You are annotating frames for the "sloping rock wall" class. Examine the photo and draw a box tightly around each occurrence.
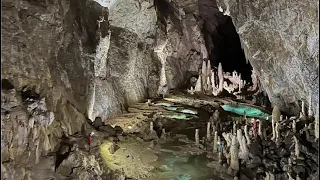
[216,0,319,114]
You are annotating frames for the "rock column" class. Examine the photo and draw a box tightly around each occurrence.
[195,129,199,145]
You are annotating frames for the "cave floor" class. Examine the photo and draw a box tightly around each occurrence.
[95,93,270,179]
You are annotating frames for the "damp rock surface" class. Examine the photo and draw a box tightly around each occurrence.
[216,0,319,114]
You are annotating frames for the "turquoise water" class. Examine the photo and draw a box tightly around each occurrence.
[147,152,220,180]
[221,105,271,120]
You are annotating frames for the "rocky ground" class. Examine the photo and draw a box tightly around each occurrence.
[2,91,319,180]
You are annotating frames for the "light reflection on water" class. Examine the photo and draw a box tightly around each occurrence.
[146,151,221,180]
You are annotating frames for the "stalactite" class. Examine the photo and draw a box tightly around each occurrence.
[207,122,211,142]
[195,129,199,145]
[244,125,251,145]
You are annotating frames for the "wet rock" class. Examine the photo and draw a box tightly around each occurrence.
[99,125,116,136]
[293,165,306,175]
[114,126,123,134]
[246,156,261,169]
[108,142,118,154]
[93,117,103,128]
[248,139,263,156]
[274,147,288,158]
[58,144,70,155]
[216,0,319,114]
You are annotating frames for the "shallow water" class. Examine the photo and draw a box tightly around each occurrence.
[147,151,221,180]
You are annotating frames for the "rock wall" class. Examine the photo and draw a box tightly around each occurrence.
[89,0,159,121]
[153,0,205,90]
[1,0,159,178]
[1,0,107,178]
[216,0,319,114]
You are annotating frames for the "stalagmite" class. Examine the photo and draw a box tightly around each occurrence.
[201,61,207,90]
[296,175,301,180]
[294,136,300,158]
[299,112,303,118]
[222,132,232,147]
[272,105,281,123]
[308,92,313,117]
[230,135,239,171]
[292,119,296,133]
[233,123,237,135]
[315,103,319,139]
[275,122,280,142]
[237,129,248,161]
[213,131,218,153]
[218,63,224,93]
[265,172,275,180]
[194,76,202,92]
[206,60,212,80]
[244,125,251,145]
[150,121,154,132]
[195,129,200,145]
[206,122,211,142]
[217,136,223,163]
[258,120,263,138]
[161,128,166,140]
[287,173,294,180]
[187,86,195,94]
[302,101,306,117]
[271,118,276,141]
[243,111,247,123]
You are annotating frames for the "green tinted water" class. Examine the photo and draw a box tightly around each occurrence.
[221,105,271,120]
[147,152,220,180]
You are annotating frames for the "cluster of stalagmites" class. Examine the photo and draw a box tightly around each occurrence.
[187,60,262,97]
[194,101,319,179]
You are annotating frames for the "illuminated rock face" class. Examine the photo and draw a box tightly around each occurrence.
[216,0,319,114]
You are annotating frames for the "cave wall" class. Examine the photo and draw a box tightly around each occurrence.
[1,0,108,178]
[1,0,159,178]
[216,0,319,114]
[154,0,205,89]
[88,0,159,121]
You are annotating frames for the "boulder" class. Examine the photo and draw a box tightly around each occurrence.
[99,125,117,136]
[93,117,103,128]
